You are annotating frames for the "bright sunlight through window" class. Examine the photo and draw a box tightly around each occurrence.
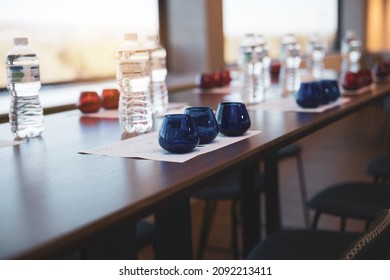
[0,0,159,87]
[223,0,338,64]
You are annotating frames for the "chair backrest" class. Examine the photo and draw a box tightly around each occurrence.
[342,209,390,259]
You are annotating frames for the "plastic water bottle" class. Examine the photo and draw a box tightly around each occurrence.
[254,34,271,91]
[6,37,44,139]
[341,30,356,60]
[284,42,302,92]
[280,33,297,63]
[143,35,168,115]
[311,40,325,79]
[341,31,361,73]
[346,39,361,73]
[306,34,325,79]
[238,33,263,104]
[116,33,152,134]
[238,33,255,67]
[279,33,297,90]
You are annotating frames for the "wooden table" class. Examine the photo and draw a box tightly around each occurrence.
[1,83,390,259]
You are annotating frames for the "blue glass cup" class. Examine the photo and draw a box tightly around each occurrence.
[317,80,332,104]
[158,114,200,153]
[216,102,251,136]
[323,79,340,102]
[295,82,321,108]
[184,107,219,144]
[317,79,340,103]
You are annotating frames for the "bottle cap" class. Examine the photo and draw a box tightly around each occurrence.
[282,33,296,44]
[14,37,28,45]
[124,33,137,41]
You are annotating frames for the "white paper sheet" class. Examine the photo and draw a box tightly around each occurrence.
[78,102,189,119]
[79,130,262,163]
[0,140,24,148]
[247,97,351,113]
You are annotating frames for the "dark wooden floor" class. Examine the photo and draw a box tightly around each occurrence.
[139,97,390,259]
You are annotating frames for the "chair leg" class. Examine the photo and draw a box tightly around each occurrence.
[296,154,310,228]
[196,200,218,260]
[231,198,240,259]
[311,211,321,229]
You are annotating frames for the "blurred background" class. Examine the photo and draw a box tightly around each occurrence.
[0,0,388,88]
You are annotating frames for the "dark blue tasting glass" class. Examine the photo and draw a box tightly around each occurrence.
[184,107,219,144]
[295,82,321,108]
[215,102,251,136]
[317,79,341,104]
[325,79,341,101]
[317,80,332,104]
[158,114,200,154]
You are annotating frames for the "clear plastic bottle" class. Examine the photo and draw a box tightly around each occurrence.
[341,30,356,59]
[346,39,361,73]
[144,35,168,115]
[284,42,302,92]
[116,33,152,134]
[312,42,325,79]
[254,34,271,91]
[306,34,319,71]
[238,33,263,104]
[279,33,297,89]
[308,35,325,79]
[238,33,256,67]
[6,37,44,139]
[340,31,361,82]
[280,33,297,63]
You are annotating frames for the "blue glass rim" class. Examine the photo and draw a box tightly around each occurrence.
[318,79,338,83]
[299,82,315,86]
[218,102,245,106]
[185,106,213,111]
[163,113,192,119]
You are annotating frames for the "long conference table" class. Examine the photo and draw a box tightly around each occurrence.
[1,81,390,260]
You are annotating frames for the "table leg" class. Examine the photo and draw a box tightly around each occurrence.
[264,152,281,235]
[240,162,261,258]
[154,198,193,259]
[83,222,137,259]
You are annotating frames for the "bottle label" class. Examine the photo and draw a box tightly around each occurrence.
[243,52,252,64]
[118,61,149,78]
[7,65,40,83]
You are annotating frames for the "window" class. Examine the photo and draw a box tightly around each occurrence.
[223,0,338,64]
[366,0,390,52]
[0,0,159,88]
